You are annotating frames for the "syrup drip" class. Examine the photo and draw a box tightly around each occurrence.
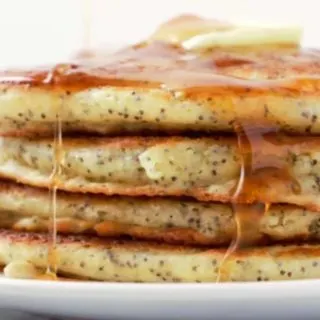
[46,103,63,280]
[43,0,90,281]
[82,0,92,50]
[77,0,93,59]
[216,123,302,282]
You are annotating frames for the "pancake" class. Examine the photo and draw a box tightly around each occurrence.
[0,182,320,246]
[0,135,320,208]
[0,16,319,137]
[0,230,320,282]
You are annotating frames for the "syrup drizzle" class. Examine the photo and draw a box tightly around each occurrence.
[82,0,92,50]
[44,1,91,281]
[77,0,93,59]
[42,64,64,279]
[46,106,63,279]
[217,122,302,281]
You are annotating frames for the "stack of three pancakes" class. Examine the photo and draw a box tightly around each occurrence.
[0,15,319,282]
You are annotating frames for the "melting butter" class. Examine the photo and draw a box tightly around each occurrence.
[183,25,303,50]
[151,15,232,44]
[150,15,303,50]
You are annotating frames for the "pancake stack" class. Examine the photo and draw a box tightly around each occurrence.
[0,15,320,282]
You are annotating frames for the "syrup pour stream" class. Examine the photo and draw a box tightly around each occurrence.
[25,66,64,280]
[46,108,62,279]
[82,0,92,51]
[44,0,93,280]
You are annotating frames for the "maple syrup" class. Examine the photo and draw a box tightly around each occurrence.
[75,0,94,59]
[216,121,302,281]
[46,108,62,279]
[43,65,64,279]
[44,0,93,280]
[44,0,91,281]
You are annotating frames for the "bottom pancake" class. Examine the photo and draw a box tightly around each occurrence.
[0,229,320,282]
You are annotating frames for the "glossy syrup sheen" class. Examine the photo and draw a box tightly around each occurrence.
[217,122,301,281]
[1,41,320,94]
[46,120,62,279]
[0,13,316,282]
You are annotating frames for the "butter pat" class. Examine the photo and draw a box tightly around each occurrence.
[183,25,303,50]
[150,14,232,44]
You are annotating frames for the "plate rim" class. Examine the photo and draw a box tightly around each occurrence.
[0,277,320,300]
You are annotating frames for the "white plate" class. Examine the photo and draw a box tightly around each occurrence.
[0,278,320,319]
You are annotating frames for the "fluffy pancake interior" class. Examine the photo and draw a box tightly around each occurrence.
[1,136,320,208]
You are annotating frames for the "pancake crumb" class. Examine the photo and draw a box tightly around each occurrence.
[4,260,40,279]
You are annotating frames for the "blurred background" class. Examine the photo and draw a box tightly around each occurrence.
[0,0,318,67]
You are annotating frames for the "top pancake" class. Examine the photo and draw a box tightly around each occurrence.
[0,15,320,137]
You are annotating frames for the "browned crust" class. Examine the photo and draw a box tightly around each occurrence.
[0,179,306,212]
[0,176,221,202]
[0,182,229,246]
[1,229,320,258]
[12,223,221,247]
[30,135,235,148]
[0,169,315,208]
[3,180,320,246]
[0,172,243,203]
[4,133,320,156]
[0,229,201,252]
[3,229,320,282]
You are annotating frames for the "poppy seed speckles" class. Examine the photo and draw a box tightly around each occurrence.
[309,218,320,238]
[0,56,319,137]
[3,134,320,211]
